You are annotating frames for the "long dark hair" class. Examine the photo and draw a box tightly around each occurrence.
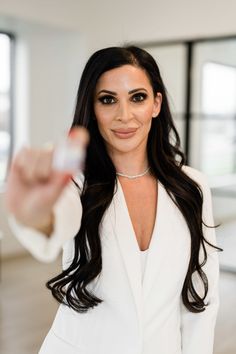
[47,46,222,313]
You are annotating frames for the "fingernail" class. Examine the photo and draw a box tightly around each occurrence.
[68,129,78,138]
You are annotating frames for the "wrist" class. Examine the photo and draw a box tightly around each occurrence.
[34,212,55,237]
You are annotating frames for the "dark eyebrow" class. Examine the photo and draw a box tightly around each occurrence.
[97,90,117,95]
[97,88,148,95]
[129,88,148,94]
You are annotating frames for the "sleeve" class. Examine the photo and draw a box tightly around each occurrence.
[7,174,83,263]
[180,166,220,354]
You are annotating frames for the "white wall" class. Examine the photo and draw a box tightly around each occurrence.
[143,44,187,148]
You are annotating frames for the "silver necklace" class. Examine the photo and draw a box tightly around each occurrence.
[116,166,150,179]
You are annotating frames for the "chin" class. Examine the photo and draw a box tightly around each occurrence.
[113,141,146,155]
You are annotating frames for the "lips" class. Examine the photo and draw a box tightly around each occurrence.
[112,128,138,133]
[112,128,138,139]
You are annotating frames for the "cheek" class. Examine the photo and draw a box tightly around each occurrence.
[95,109,110,130]
[94,105,114,124]
[137,105,155,124]
[94,109,113,142]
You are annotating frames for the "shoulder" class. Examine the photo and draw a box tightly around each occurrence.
[181,165,213,204]
[181,164,209,188]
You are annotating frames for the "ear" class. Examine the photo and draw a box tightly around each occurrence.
[152,92,162,118]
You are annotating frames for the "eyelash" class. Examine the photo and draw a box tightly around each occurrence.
[98,93,148,105]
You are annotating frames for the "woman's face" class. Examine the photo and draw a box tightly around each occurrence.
[93,64,162,156]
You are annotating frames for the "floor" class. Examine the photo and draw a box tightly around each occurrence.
[0,255,60,354]
[1,254,236,354]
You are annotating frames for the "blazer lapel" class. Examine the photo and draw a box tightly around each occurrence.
[142,180,191,301]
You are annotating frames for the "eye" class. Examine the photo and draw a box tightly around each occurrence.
[98,95,116,104]
[132,92,148,102]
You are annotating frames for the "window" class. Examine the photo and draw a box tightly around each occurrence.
[201,62,236,175]
[0,33,12,184]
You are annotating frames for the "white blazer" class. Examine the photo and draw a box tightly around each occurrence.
[8,165,220,354]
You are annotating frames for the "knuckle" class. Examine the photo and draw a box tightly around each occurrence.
[35,150,53,180]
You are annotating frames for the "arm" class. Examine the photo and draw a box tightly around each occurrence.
[180,167,220,354]
[7,177,83,263]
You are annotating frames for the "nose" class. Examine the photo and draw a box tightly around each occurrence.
[116,100,134,122]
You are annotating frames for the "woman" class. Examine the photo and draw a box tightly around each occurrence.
[6,46,221,354]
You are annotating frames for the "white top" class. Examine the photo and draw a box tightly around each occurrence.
[140,249,149,283]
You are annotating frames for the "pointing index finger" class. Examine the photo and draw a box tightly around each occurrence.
[68,127,90,147]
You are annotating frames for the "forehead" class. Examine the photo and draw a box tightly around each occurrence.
[95,64,152,92]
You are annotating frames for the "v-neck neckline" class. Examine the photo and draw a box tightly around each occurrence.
[116,177,160,253]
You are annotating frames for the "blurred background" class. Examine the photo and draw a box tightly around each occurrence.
[0,1,235,353]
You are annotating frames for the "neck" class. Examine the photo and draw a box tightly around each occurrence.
[107,145,149,176]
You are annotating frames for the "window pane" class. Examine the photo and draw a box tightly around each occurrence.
[0,34,10,93]
[191,40,236,177]
[201,62,236,175]
[0,33,11,183]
